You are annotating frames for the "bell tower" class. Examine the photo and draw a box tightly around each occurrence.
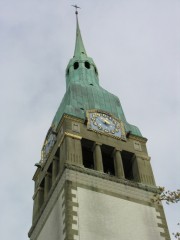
[28,9,170,240]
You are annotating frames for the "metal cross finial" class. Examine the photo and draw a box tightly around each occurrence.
[72,4,81,15]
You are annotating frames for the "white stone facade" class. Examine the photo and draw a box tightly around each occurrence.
[37,190,65,240]
[77,187,165,240]
[31,168,167,240]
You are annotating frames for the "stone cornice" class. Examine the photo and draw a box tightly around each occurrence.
[64,164,158,194]
[128,134,147,143]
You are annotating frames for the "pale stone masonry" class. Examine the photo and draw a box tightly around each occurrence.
[29,166,170,240]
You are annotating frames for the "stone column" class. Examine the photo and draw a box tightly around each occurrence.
[59,139,65,174]
[66,136,74,163]
[113,150,125,178]
[37,187,44,208]
[32,194,38,223]
[44,173,52,200]
[65,135,83,166]
[132,155,140,182]
[93,143,104,172]
[136,155,155,185]
[33,186,44,221]
[74,138,83,165]
[52,156,58,184]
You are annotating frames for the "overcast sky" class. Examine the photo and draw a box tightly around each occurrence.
[0,0,179,239]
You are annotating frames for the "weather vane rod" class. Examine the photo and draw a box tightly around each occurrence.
[71,4,81,15]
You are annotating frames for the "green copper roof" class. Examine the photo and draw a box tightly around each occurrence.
[74,16,87,57]
[52,15,142,137]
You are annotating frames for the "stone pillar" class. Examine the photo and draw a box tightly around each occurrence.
[66,136,74,163]
[32,194,38,223]
[37,187,44,208]
[113,150,125,178]
[136,155,156,185]
[65,135,83,166]
[44,173,52,200]
[93,143,104,172]
[33,186,44,222]
[59,139,65,174]
[146,160,156,185]
[132,155,140,182]
[74,138,83,165]
[52,156,58,183]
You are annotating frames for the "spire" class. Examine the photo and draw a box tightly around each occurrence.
[72,5,87,57]
[52,6,142,137]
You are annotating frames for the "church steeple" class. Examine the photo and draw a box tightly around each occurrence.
[73,11,87,57]
[29,9,170,240]
[52,10,142,137]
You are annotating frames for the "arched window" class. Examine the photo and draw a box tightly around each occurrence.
[85,61,90,69]
[73,62,79,70]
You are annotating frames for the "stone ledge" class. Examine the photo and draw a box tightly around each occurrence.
[64,163,159,194]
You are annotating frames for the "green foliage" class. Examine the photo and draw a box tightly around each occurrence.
[172,225,180,240]
[153,187,180,240]
[158,187,180,204]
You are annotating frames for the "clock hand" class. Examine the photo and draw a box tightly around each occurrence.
[103,119,110,125]
[99,116,111,125]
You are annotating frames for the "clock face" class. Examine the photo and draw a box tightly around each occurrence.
[42,131,57,162]
[88,112,124,139]
[44,133,56,155]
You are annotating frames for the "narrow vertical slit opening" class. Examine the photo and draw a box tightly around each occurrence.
[82,138,94,170]
[121,151,136,181]
[101,145,115,176]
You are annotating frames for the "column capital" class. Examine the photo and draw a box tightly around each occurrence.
[136,153,151,161]
[92,142,102,151]
[45,172,52,177]
[33,186,44,200]
[53,156,59,161]
[65,132,82,140]
[112,148,121,156]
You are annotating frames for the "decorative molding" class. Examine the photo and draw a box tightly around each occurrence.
[64,132,82,140]
[72,122,80,133]
[133,140,142,151]
[29,170,66,239]
[63,182,79,240]
[129,134,147,143]
[64,164,158,194]
[56,114,84,133]
[136,154,151,161]
[32,187,43,200]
